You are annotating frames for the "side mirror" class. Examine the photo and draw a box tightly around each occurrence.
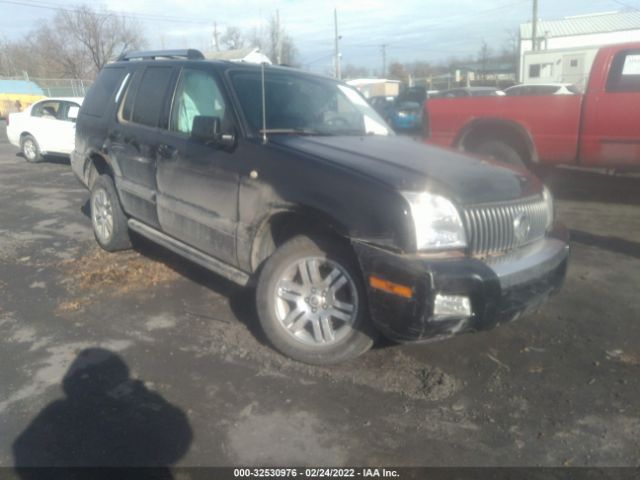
[68,106,79,121]
[191,116,235,148]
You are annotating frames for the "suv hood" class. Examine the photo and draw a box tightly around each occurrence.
[270,135,542,206]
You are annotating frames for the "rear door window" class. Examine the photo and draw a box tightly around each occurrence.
[129,66,175,128]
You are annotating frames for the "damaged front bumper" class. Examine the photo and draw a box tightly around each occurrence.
[353,223,570,342]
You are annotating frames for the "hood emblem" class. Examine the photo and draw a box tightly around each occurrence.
[513,212,531,244]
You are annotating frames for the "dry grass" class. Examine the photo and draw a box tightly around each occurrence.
[56,246,179,314]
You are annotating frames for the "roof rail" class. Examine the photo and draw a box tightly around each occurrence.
[117,49,205,61]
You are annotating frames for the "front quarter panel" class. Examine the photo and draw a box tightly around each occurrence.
[236,138,415,271]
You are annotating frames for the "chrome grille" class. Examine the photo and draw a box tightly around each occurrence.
[463,196,548,256]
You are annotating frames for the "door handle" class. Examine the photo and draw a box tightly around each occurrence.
[157,144,178,159]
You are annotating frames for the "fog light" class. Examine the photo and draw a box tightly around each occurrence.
[433,294,472,321]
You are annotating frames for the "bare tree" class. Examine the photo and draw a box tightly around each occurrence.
[342,64,370,79]
[245,15,297,65]
[221,26,245,50]
[58,5,145,76]
[0,4,145,79]
[388,61,409,83]
[477,41,492,81]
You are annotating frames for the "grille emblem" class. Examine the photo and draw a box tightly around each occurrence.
[513,212,531,243]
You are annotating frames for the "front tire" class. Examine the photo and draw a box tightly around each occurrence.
[90,175,131,252]
[21,135,42,163]
[256,235,376,365]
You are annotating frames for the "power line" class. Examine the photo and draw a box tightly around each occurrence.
[0,0,213,24]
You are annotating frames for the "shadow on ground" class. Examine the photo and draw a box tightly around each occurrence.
[570,230,640,259]
[15,152,71,166]
[12,348,192,477]
[546,168,640,205]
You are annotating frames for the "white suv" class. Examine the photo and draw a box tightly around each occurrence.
[7,97,83,163]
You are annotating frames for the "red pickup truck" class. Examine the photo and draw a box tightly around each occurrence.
[427,43,640,170]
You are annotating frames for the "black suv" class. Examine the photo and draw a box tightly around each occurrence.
[71,49,569,365]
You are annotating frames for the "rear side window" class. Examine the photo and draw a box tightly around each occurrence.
[82,67,126,117]
[130,66,174,128]
[606,50,640,93]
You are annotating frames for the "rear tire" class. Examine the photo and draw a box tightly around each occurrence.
[256,234,376,365]
[90,174,131,252]
[21,135,42,163]
[476,140,525,169]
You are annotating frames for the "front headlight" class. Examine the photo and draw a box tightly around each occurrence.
[402,192,467,251]
[542,186,554,230]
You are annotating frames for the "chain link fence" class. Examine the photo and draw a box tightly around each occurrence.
[0,76,93,97]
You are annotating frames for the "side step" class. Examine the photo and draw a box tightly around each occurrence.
[128,219,250,286]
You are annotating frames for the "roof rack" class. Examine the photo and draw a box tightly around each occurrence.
[117,49,205,61]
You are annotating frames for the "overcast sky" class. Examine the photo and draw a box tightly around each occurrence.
[1,0,639,74]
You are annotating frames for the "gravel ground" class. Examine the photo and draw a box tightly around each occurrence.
[0,121,638,467]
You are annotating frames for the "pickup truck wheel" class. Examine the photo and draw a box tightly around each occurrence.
[90,175,131,251]
[256,235,376,365]
[21,135,42,163]
[476,141,525,169]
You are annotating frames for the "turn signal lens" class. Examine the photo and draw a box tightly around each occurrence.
[369,276,413,299]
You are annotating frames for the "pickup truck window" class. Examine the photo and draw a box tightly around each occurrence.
[606,49,640,93]
[229,70,389,136]
[170,68,226,135]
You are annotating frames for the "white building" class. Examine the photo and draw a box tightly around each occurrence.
[519,11,640,85]
[345,79,401,98]
[204,47,272,65]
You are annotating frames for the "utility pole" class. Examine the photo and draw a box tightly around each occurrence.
[531,0,538,51]
[334,8,341,79]
[213,21,220,51]
[276,10,283,64]
[381,44,388,78]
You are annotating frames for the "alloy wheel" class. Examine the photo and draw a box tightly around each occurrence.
[91,188,114,243]
[23,139,36,161]
[273,256,358,346]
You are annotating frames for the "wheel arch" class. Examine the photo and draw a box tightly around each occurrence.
[249,207,353,273]
[455,118,539,166]
[84,151,120,188]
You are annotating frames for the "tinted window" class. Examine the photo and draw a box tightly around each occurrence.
[606,50,640,93]
[130,66,174,128]
[533,85,562,95]
[170,68,226,135]
[82,67,126,117]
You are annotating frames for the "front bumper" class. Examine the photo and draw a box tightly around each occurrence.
[353,223,569,342]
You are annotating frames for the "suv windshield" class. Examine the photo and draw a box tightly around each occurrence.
[230,69,391,136]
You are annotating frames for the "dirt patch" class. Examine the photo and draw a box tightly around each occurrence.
[606,349,640,366]
[185,313,462,402]
[56,246,179,314]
